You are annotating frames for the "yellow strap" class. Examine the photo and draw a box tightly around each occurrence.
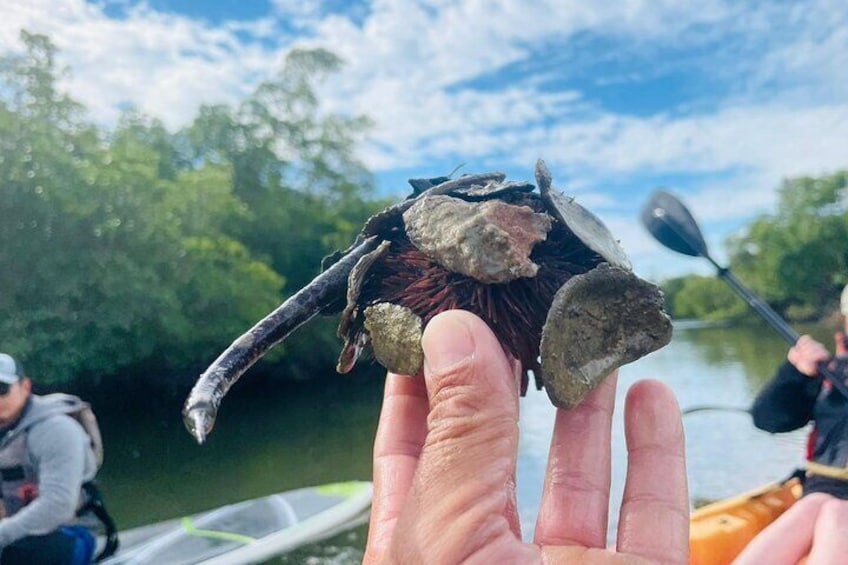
[806,461,848,481]
[180,517,256,545]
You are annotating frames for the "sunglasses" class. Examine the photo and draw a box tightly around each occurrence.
[0,382,15,396]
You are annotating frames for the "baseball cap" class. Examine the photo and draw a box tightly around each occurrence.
[0,354,24,385]
[842,284,848,316]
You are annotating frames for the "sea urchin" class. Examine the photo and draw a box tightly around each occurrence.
[183,160,672,444]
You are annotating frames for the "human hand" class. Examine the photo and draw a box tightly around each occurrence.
[788,335,832,377]
[364,310,688,564]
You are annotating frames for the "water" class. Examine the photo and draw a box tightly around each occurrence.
[90,318,834,562]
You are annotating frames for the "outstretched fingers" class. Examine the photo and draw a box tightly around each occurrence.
[616,379,689,565]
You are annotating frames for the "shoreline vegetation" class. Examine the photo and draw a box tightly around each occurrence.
[672,304,845,332]
[2,30,846,397]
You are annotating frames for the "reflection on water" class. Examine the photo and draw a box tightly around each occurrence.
[93,317,833,562]
[95,369,382,531]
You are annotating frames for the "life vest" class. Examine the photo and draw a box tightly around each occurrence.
[0,394,118,560]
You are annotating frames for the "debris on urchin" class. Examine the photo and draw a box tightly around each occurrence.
[334,160,672,406]
[540,263,670,407]
[363,303,423,377]
[403,195,553,284]
[183,159,673,443]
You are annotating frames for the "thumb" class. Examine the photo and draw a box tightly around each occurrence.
[420,310,520,484]
[391,310,522,561]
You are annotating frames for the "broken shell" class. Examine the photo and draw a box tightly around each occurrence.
[339,240,391,337]
[363,303,424,376]
[361,172,507,238]
[539,263,672,408]
[452,180,536,200]
[403,195,552,284]
[536,160,631,270]
[336,240,391,372]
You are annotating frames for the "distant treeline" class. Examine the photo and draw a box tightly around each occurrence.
[0,31,390,387]
[659,172,848,322]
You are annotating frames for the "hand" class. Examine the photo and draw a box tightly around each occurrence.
[788,335,831,377]
[364,310,688,564]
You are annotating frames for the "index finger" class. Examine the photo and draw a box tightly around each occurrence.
[363,372,429,564]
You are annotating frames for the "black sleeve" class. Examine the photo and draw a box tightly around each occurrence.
[750,361,822,433]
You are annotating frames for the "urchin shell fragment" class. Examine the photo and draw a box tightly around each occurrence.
[535,160,631,270]
[539,263,672,408]
[452,180,536,200]
[336,240,391,372]
[339,240,391,337]
[403,194,553,284]
[363,303,424,376]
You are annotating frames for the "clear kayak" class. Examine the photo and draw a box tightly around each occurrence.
[100,481,372,565]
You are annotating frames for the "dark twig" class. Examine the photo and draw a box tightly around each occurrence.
[182,236,381,443]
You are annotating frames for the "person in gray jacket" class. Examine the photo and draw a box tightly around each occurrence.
[0,353,99,564]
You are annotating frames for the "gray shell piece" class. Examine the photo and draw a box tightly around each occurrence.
[336,240,391,373]
[539,263,672,408]
[361,172,507,238]
[451,180,536,199]
[402,195,553,284]
[364,303,424,376]
[535,160,631,270]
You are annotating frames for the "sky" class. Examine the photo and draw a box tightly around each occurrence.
[3,0,847,281]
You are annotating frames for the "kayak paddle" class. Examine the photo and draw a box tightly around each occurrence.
[640,189,848,400]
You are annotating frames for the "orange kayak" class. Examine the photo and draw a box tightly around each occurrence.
[689,477,802,565]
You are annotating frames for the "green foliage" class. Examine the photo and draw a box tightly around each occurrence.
[0,32,383,386]
[727,171,848,318]
[662,170,847,322]
[657,277,686,317]
[662,276,748,320]
[185,49,382,290]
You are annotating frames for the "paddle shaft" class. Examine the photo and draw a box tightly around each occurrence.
[704,249,848,399]
[711,263,799,344]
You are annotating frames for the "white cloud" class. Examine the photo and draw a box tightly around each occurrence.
[3,0,281,128]
[269,0,323,25]
[540,104,848,183]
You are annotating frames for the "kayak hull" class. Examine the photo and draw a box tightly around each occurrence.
[689,477,801,565]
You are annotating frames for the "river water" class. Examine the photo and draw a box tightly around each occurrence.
[90,318,836,563]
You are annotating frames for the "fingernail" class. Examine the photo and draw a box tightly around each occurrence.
[423,313,475,372]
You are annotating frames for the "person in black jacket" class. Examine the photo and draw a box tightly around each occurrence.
[735,286,848,564]
[750,285,848,498]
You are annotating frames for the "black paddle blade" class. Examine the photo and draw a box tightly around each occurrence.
[640,190,710,258]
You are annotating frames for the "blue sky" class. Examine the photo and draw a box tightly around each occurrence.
[3,0,847,280]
